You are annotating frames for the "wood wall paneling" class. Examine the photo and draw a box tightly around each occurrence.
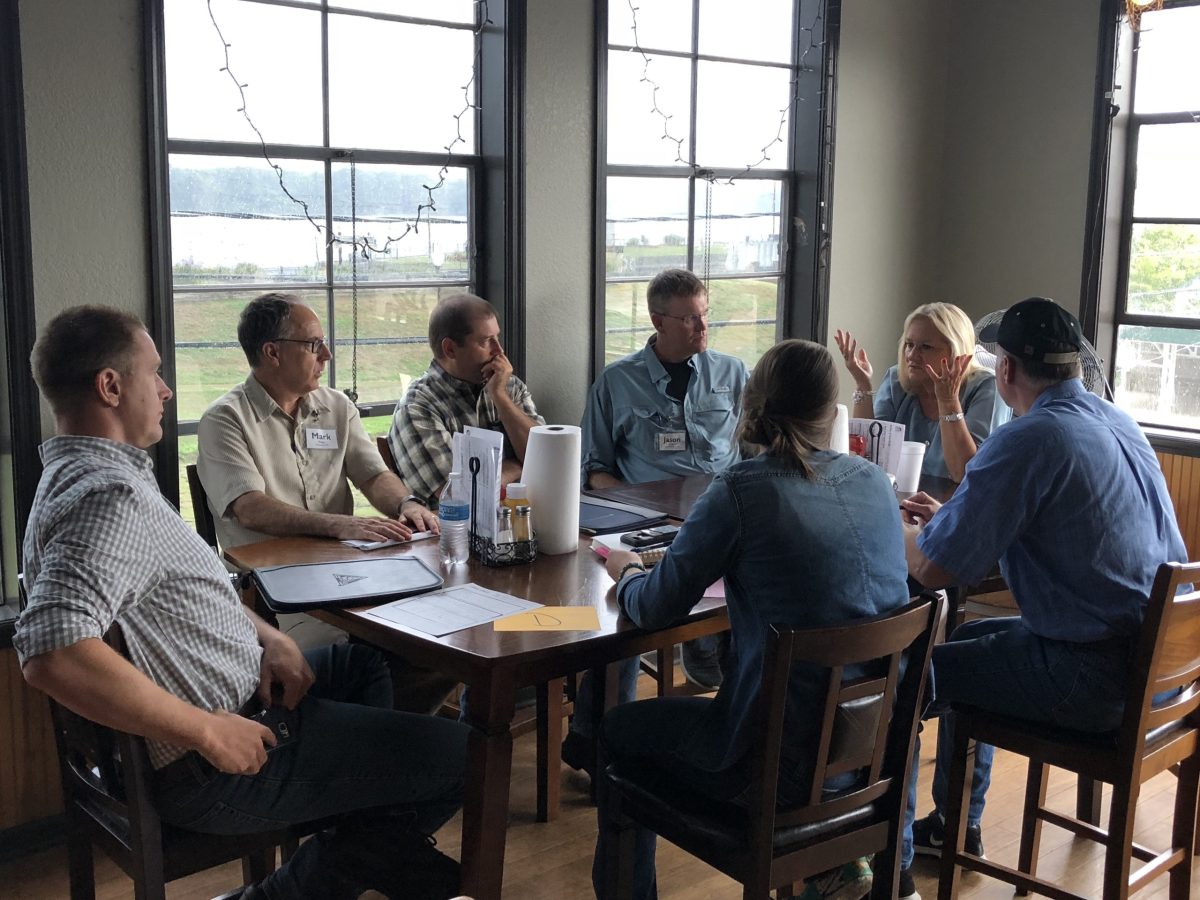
[0,648,60,831]
[1158,451,1200,563]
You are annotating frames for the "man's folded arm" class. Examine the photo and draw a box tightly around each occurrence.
[22,639,273,775]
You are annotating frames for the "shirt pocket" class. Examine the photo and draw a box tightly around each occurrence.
[690,393,737,461]
[625,405,685,452]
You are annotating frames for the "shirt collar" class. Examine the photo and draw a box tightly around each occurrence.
[244,373,330,423]
[39,435,155,474]
[430,359,483,401]
[1028,378,1086,414]
[640,336,698,384]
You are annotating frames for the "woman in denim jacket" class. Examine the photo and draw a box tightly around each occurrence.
[592,339,911,900]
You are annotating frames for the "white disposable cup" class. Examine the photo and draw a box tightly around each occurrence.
[896,441,926,493]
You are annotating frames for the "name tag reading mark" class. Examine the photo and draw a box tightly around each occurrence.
[306,427,339,450]
[713,385,732,393]
[657,432,686,452]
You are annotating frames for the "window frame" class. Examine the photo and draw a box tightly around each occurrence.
[591,0,841,377]
[1095,0,1200,436]
[145,0,524,502]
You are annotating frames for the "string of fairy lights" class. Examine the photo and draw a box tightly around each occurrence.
[618,0,826,285]
[203,0,489,399]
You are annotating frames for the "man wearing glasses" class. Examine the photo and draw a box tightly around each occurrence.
[568,268,749,772]
[197,293,454,712]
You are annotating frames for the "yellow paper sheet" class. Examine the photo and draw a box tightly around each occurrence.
[493,607,601,631]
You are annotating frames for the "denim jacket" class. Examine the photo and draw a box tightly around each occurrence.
[618,450,910,780]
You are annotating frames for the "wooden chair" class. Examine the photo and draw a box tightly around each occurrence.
[598,593,944,899]
[937,560,1200,900]
[186,463,219,550]
[16,577,321,900]
[377,435,399,475]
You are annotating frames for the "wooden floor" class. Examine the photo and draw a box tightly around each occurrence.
[3,704,1198,899]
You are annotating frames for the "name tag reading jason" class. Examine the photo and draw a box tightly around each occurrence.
[656,432,686,452]
[306,427,339,450]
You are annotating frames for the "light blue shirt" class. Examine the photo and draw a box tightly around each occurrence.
[918,379,1188,642]
[874,366,1011,479]
[618,451,910,776]
[581,338,750,485]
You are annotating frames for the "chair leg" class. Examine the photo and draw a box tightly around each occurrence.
[1170,756,1200,900]
[599,793,637,900]
[280,836,300,863]
[65,809,97,900]
[938,713,975,900]
[871,842,901,900]
[1101,781,1139,900]
[242,847,277,884]
[1075,774,1103,825]
[1015,760,1049,896]
[536,677,565,822]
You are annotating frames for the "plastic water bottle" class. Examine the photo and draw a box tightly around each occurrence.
[439,472,470,566]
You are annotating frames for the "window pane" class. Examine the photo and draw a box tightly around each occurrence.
[329,0,476,24]
[329,15,475,153]
[706,277,777,368]
[173,287,328,424]
[1114,324,1200,429]
[1131,124,1200,220]
[607,50,693,166]
[698,0,793,64]
[332,286,464,405]
[606,176,691,276]
[695,60,792,169]
[608,0,693,52]
[1125,223,1200,318]
[604,280,657,365]
[692,178,783,277]
[1132,5,1200,114]
[329,163,471,283]
[165,0,321,144]
[171,155,327,286]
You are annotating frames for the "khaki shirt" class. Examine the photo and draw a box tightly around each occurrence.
[197,375,389,552]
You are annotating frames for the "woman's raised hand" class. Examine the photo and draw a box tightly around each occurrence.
[834,329,873,388]
[925,353,972,408]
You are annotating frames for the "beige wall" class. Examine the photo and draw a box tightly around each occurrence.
[522,0,595,427]
[826,0,951,402]
[935,0,1099,323]
[20,0,149,434]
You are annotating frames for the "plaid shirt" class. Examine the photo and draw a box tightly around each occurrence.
[387,360,544,505]
[16,436,261,768]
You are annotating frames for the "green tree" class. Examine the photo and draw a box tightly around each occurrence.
[1127,224,1200,315]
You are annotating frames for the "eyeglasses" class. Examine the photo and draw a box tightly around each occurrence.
[658,309,709,328]
[274,337,329,355]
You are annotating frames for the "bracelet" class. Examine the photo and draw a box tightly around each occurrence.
[852,389,875,404]
[940,412,966,423]
[397,494,426,516]
[617,561,648,581]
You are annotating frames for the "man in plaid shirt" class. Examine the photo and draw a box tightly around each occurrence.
[388,294,544,506]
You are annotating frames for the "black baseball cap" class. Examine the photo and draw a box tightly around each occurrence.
[979,297,1083,364]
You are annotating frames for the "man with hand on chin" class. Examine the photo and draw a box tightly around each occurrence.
[388,293,544,507]
[17,306,467,899]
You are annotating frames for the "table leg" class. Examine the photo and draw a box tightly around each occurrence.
[459,668,517,900]
[536,677,565,822]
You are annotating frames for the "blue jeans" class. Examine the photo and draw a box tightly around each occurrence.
[592,697,748,900]
[569,656,641,740]
[153,643,469,898]
[902,617,1129,868]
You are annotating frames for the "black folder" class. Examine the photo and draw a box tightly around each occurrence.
[252,557,444,612]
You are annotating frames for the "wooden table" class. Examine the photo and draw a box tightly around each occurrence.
[225,534,728,900]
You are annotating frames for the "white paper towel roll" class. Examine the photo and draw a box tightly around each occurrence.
[830,403,849,454]
[521,424,582,555]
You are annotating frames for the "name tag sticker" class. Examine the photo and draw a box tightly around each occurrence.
[656,432,686,452]
[713,384,732,393]
[306,427,339,450]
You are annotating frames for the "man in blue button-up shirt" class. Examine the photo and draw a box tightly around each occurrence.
[564,270,750,776]
[582,269,749,487]
[896,298,1188,881]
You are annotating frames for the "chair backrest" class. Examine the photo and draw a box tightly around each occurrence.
[1121,560,1200,754]
[187,464,219,550]
[377,435,399,475]
[746,593,944,839]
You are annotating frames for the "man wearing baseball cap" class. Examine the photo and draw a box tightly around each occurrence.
[893,297,1187,888]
